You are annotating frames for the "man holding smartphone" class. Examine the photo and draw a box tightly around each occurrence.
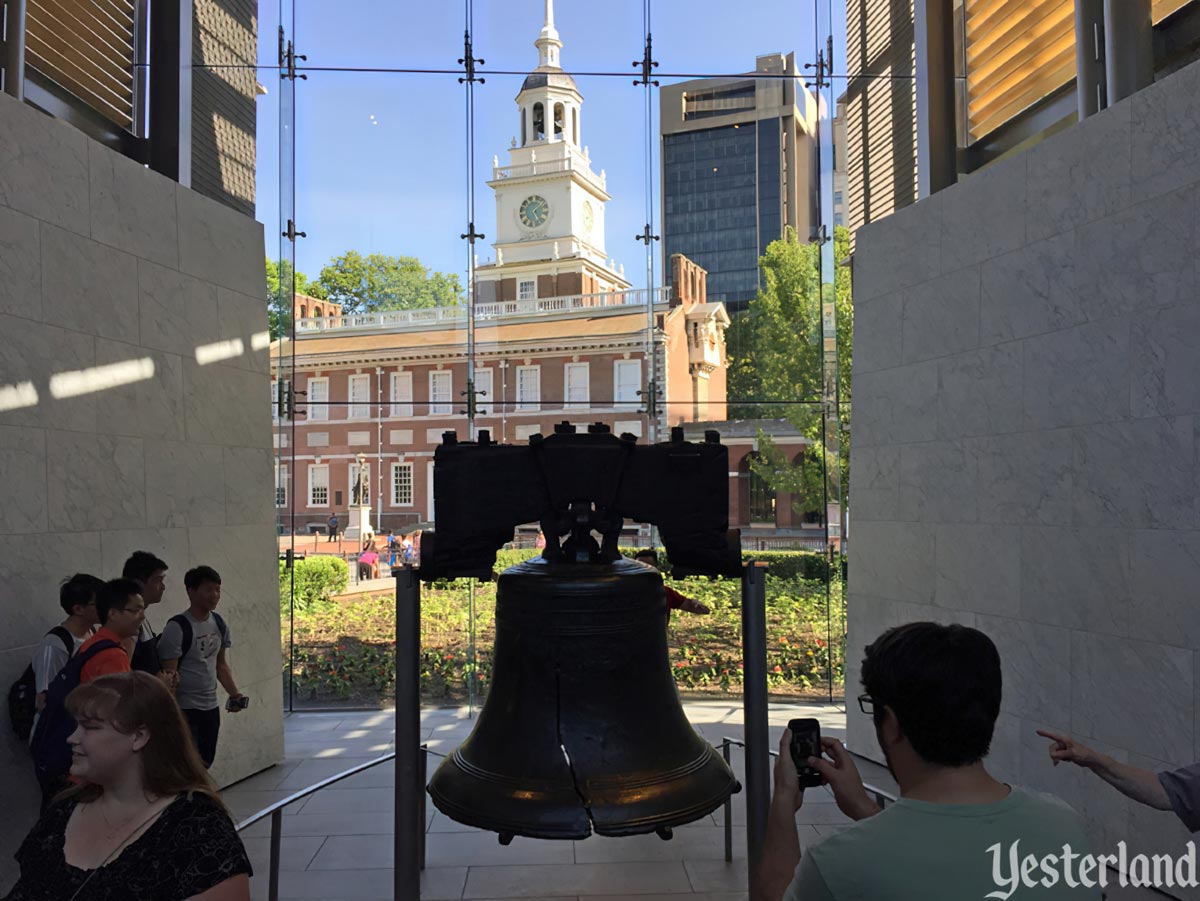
[158,565,248,768]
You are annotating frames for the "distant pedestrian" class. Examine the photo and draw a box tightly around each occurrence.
[402,533,414,564]
[328,513,339,542]
[358,541,379,581]
[387,530,397,568]
[157,566,247,769]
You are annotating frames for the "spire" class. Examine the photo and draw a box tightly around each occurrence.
[535,0,562,69]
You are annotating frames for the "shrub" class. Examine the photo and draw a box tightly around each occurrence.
[281,555,349,614]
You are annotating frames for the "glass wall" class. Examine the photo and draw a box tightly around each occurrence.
[265,0,850,712]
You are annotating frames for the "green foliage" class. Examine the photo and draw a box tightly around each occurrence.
[280,555,349,614]
[315,250,464,315]
[266,258,327,339]
[726,226,853,517]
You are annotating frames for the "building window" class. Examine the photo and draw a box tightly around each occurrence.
[564,362,589,409]
[349,463,370,506]
[518,280,536,301]
[391,462,414,506]
[474,367,493,415]
[308,464,329,507]
[533,102,545,140]
[748,468,776,524]
[516,365,541,411]
[614,359,641,410]
[308,377,329,421]
[271,380,278,422]
[348,374,371,420]
[514,423,541,441]
[391,371,413,417]
[429,370,453,415]
[276,465,287,508]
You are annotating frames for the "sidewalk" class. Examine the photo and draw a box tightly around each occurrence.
[225,701,849,900]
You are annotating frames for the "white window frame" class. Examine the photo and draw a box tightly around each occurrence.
[275,464,288,507]
[349,462,370,506]
[390,371,413,417]
[271,379,278,421]
[564,362,590,410]
[473,367,493,415]
[347,373,371,420]
[614,359,642,410]
[308,377,329,421]
[429,370,453,416]
[516,365,541,412]
[518,279,537,301]
[391,462,414,506]
[308,464,329,507]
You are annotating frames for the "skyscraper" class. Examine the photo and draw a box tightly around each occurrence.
[659,53,820,312]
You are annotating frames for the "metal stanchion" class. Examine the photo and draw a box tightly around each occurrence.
[741,561,770,896]
[268,809,282,901]
[419,744,428,871]
[722,740,734,863]
[395,566,421,899]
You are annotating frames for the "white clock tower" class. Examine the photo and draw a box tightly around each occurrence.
[475,0,631,304]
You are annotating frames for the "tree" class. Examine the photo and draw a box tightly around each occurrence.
[266,258,327,339]
[315,251,464,314]
[727,226,853,519]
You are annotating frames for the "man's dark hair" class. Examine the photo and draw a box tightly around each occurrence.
[861,622,1002,768]
[96,578,144,625]
[184,565,222,590]
[634,549,657,564]
[59,573,105,616]
[122,551,168,583]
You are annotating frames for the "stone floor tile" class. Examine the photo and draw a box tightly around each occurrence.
[295,786,396,815]
[251,866,465,900]
[240,835,327,872]
[462,861,692,898]
[572,826,746,863]
[684,859,749,893]
[425,831,575,868]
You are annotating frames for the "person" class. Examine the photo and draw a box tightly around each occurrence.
[78,580,146,684]
[1038,729,1200,832]
[121,551,176,692]
[358,541,379,581]
[5,671,252,900]
[157,567,247,770]
[402,533,414,564]
[386,530,397,568]
[634,549,710,615]
[758,622,1099,901]
[31,574,104,715]
[327,512,339,542]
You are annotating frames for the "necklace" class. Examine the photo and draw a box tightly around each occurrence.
[94,796,159,841]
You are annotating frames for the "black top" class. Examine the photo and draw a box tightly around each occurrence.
[4,792,252,901]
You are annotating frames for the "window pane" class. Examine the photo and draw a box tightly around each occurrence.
[516,365,541,411]
[308,464,329,507]
[430,370,453,415]
[348,373,371,419]
[390,371,413,417]
[391,462,413,505]
[308,377,329,421]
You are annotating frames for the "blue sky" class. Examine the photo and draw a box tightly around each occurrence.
[253,0,846,290]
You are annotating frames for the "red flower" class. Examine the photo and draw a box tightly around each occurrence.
[815,638,826,648]
[674,662,685,668]
[772,665,782,673]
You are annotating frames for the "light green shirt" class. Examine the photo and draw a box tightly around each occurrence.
[784,789,1102,900]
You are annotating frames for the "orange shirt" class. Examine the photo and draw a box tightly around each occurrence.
[79,626,132,683]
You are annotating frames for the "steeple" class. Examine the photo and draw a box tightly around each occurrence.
[535,0,562,69]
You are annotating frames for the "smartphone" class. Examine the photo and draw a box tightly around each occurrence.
[226,696,251,712]
[788,718,823,788]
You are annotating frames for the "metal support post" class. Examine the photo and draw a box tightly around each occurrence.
[741,561,770,896]
[722,740,734,863]
[1075,0,1107,119]
[2,0,26,99]
[395,566,422,899]
[148,0,192,184]
[1104,0,1153,104]
[914,0,957,197]
[268,809,282,901]
[419,744,428,871]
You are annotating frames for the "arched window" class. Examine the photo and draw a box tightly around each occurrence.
[299,304,307,319]
[521,107,527,146]
[532,103,545,141]
[748,467,776,524]
[553,102,564,138]
[313,305,322,318]
[572,107,578,145]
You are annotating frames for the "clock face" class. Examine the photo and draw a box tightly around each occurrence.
[582,201,594,234]
[519,195,550,228]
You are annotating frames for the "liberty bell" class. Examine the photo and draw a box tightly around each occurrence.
[419,423,743,841]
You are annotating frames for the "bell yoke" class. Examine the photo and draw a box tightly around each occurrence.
[420,422,742,842]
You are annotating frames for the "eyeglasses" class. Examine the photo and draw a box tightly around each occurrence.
[857,693,875,715]
[121,605,146,614]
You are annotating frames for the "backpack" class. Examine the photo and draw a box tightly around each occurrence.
[30,639,121,782]
[131,620,161,675]
[164,612,228,661]
[7,627,73,741]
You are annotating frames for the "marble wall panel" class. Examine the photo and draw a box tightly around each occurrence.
[216,288,271,375]
[898,440,977,523]
[1023,318,1131,430]
[901,266,981,365]
[976,615,1071,724]
[40,224,139,342]
[1071,631,1193,767]
[1019,526,1130,638]
[145,440,227,528]
[845,444,900,522]
[1072,416,1197,530]
[176,185,266,296]
[0,532,103,642]
[1131,303,1200,419]
[847,522,935,604]
[0,425,46,534]
[1075,187,1197,322]
[0,206,41,322]
[973,429,1073,526]
[46,431,145,533]
[92,340,186,442]
[1129,530,1200,651]
[979,231,1081,346]
[851,192,942,305]
[936,343,1023,440]
[1131,59,1200,203]
[0,315,97,433]
[851,361,938,448]
[851,291,903,375]
[223,446,276,527]
[934,524,1020,616]
[88,142,179,267]
[138,261,220,358]
[987,712,1021,786]
[1026,96,1133,241]
[939,154,1027,272]
[184,360,273,448]
[0,94,89,233]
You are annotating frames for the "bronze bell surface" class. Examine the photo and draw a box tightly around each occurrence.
[427,556,740,841]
